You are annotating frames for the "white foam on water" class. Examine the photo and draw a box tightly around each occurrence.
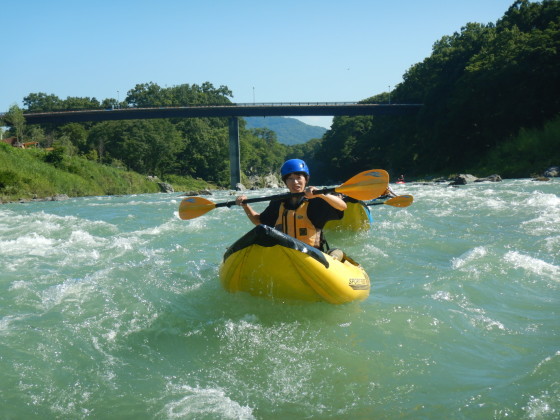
[1,210,118,249]
[431,290,455,302]
[57,230,107,265]
[183,216,208,232]
[504,251,560,281]
[0,233,56,256]
[40,277,97,311]
[532,350,560,374]
[485,197,508,210]
[451,303,508,333]
[134,218,185,237]
[0,314,27,332]
[521,213,560,236]
[525,190,560,208]
[523,391,557,419]
[515,193,560,238]
[8,280,29,291]
[66,230,106,248]
[161,384,254,419]
[206,316,336,413]
[108,235,140,252]
[471,312,507,332]
[452,246,488,270]
[543,235,560,254]
[1,219,116,271]
[362,243,389,259]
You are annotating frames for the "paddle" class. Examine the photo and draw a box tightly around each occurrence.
[179,169,389,220]
[368,195,414,208]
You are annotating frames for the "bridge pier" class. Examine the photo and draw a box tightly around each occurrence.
[228,117,241,189]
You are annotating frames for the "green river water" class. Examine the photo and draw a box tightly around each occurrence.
[1,179,558,419]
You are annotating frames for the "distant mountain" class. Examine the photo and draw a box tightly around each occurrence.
[244,117,327,145]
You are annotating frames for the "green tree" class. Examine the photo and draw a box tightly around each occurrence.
[28,125,46,145]
[63,96,101,110]
[174,118,229,184]
[87,120,183,176]
[241,127,287,176]
[58,123,88,153]
[23,93,64,112]
[4,105,26,144]
[125,82,233,108]
[126,82,172,107]
[101,98,122,109]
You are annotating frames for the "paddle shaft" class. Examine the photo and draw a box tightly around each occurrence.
[368,200,390,206]
[216,187,337,208]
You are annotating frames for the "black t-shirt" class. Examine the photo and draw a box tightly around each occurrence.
[259,197,343,229]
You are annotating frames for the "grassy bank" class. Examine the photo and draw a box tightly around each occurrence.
[0,143,214,203]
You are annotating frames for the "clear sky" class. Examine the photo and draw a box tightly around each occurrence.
[2,0,516,128]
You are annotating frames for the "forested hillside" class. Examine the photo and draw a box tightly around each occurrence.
[244,117,326,145]
[2,0,559,192]
[303,0,560,182]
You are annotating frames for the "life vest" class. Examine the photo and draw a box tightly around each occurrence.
[274,200,322,248]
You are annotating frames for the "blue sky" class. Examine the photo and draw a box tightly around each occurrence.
[2,0,516,128]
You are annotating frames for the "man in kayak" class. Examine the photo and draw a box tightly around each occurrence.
[235,159,347,252]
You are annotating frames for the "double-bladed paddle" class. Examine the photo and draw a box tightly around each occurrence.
[178,169,389,220]
[368,195,414,208]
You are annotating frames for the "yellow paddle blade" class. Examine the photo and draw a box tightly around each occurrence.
[385,195,414,208]
[335,169,389,201]
[178,196,217,220]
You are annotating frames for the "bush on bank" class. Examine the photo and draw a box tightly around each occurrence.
[0,143,214,203]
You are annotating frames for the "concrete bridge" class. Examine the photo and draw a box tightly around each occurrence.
[17,102,422,188]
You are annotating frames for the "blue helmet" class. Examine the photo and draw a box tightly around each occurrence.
[280,159,310,178]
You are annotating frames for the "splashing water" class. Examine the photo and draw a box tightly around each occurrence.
[1,180,558,418]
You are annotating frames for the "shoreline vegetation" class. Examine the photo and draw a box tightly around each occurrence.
[1,138,556,206]
[0,143,215,204]
[1,1,559,198]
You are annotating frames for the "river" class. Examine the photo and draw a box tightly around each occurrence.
[1,179,558,419]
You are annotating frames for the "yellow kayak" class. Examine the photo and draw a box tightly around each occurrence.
[219,225,370,304]
[324,200,373,232]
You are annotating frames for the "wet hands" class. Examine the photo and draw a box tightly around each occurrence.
[304,186,320,199]
[235,195,248,206]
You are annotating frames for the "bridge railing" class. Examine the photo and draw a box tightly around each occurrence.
[1,102,424,118]
[232,102,362,107]
[10,102,395,115]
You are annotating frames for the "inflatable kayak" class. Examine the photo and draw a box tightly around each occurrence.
[324,199,373,232]
[219,225,370,304]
